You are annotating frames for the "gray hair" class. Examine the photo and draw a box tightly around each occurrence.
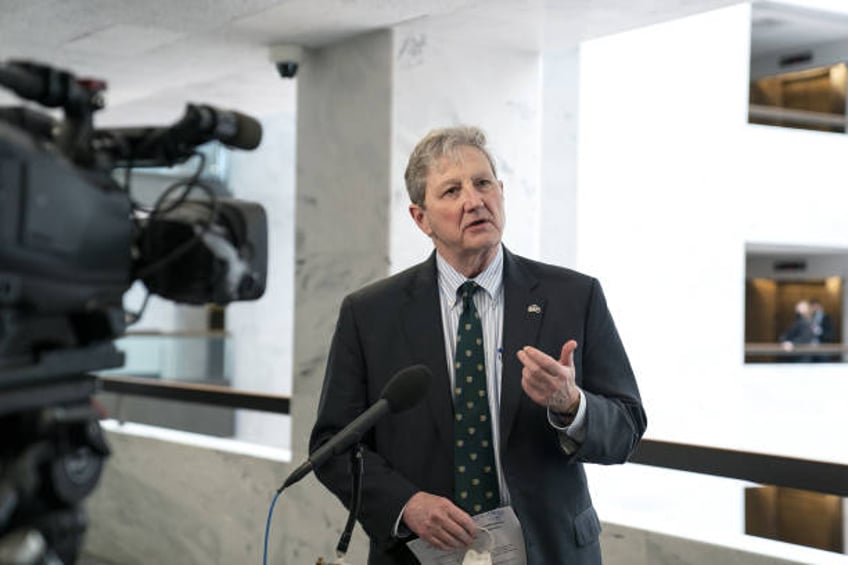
[404,126,498,207]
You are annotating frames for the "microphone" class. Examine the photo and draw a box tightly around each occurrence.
[182,104,262,151]
[280,364,432,492]
[96,103,262,168]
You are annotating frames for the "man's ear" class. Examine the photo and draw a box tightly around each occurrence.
[409,203,432,236]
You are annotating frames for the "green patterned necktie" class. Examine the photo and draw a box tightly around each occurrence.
[453,281,500,515]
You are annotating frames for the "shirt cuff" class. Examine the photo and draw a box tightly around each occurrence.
[393,501,413,539]
[547,389,587,452]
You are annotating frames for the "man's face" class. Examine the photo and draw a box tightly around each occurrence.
[409,145,505,269]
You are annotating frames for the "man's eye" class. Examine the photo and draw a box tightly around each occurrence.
[443,187,459,196]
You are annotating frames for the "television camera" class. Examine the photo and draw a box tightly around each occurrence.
[0,60,268,563]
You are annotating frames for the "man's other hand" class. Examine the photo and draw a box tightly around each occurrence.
[402,492,476,550]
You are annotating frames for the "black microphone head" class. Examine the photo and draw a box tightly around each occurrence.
[225,110,262,150]
[381,365,432,413]
[191,104,262,150]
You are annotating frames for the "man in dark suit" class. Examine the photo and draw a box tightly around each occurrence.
[310,126,646,564]
[809,298,837,362]
[809,299,835,344]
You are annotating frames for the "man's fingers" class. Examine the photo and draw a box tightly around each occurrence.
[439,509,476,547]
[517,343,580,409]
[517,345,560,373]
[428,528,465,551]
[559,340,578,367]
[518,343,578,374]
[403,493,475,550]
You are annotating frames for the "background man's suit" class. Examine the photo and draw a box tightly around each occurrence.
[310,247,647,564]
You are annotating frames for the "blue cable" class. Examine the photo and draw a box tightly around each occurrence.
[263,489,282,565]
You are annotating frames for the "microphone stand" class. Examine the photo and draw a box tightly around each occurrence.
[335,443,364,562]
[315,443,364,565]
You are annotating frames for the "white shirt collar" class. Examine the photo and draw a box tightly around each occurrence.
[435,246,504,307]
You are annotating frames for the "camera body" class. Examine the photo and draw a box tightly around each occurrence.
[0,60,268,564]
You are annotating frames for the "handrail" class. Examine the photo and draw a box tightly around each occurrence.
[631,439,848,498]
[97,376,848,499]
[745,342,846,357]
[749,103,846,128]
[120,330,230,338]
[97,374,290,415]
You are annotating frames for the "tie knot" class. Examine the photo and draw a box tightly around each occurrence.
[459,281,479,303]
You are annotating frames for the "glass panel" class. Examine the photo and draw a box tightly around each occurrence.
[99,333,231,384]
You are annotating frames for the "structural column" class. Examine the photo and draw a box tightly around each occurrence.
[285,29,393,563]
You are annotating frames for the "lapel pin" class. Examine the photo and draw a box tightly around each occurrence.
[527,304,542,314]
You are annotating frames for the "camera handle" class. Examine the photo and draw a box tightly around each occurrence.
[0,60,105,166]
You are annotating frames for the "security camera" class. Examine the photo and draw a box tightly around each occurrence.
[276,61,298,79]
[270,45,303,79]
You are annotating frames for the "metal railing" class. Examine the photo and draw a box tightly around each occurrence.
[96,370,848,500]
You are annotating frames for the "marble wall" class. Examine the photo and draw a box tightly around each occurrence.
[83,428,284,564]
[283,29,395,562]
[82,426,838,565]
[390,20,544,272]
[539,47,580,269]
[600,522,845,565]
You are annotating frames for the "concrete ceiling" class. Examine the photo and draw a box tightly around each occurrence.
[1,0,846,127]
[751,1,848,58]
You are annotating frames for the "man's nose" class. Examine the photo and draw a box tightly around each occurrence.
[461,186,484,210]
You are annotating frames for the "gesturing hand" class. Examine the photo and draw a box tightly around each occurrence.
[402,492,476,551]
[517,340,580,414]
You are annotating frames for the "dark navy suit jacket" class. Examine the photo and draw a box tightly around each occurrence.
[310,248,647,564]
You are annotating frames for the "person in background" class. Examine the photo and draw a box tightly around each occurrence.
[809,298,834,344]
[779,299,814,362]
[809,298,838,362]
[309,125,647,564]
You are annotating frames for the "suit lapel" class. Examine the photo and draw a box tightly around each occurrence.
[400,253,454,461]
[500,249,544,449]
